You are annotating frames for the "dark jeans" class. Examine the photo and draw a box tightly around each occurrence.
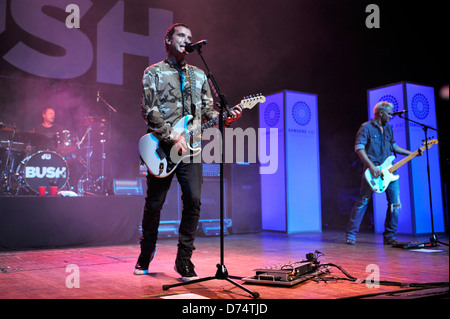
[346,175,401,241]
[140,162,203,259]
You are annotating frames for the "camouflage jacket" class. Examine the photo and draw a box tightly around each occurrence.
[141,59,217,143]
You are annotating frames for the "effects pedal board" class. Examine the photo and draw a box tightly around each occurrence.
[392,241,436,249]
[243,261,328,286]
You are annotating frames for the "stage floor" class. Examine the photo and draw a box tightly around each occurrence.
[0,231,448,302]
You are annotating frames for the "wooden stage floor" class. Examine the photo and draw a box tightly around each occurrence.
[0,231,448,303]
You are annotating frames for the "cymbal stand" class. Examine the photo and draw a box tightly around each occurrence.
[77,125,96,195]
[96,125,107,193]
[0,125,17,194]
[97,91,117,194]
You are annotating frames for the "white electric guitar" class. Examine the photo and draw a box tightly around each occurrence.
[364,139,438,193]
[139,94,266,178]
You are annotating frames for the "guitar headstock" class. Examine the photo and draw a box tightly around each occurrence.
[421,139,438,150]
[240,94,266,110]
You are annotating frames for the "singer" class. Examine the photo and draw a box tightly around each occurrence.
[345,101,421,245]
[135,23,241,280]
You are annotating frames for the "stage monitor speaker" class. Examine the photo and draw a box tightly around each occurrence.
[113,179,143,195]
[230,163,262,233]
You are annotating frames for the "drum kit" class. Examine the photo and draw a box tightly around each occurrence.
[0,116,109,196]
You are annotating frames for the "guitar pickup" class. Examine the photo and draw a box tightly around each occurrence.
[156,147,166,160]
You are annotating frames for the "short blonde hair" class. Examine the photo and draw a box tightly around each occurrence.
[373,101,393,115]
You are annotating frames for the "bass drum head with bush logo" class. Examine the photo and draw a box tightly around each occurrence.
[17,151,69,193]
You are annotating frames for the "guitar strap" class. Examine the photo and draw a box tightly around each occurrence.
[187,65,196,118]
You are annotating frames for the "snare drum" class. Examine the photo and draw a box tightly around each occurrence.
[55,130,78,154]
[16,151,69,193]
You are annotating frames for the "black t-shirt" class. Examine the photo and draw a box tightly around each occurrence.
[32,123,65,150]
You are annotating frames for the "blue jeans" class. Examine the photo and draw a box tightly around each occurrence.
[346,175,401,241]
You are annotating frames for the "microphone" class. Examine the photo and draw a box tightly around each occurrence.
[185,40,208,53]
[97,91,100,102]
[392,110,407,116]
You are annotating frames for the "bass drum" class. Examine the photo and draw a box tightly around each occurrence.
[16,151,69,194]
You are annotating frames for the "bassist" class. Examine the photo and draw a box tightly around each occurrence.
[345,101,421,245]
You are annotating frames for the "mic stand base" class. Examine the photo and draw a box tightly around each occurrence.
[162,264,260,299]
[430,233,449,247]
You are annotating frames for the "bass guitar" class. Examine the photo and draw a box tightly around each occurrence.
[139,94,266,177]
[364,139,438,193]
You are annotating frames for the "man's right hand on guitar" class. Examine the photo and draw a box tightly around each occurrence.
[369,164,382,178]
[173,133,187,155]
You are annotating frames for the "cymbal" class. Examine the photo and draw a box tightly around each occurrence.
[0,122,15,132]
[11,131,50,145]
[76,116,106,127]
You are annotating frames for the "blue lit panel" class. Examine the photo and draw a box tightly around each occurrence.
[285,91,321,232]
[405,83,445,234]
[259,90,321,233]
[259,92,286,231]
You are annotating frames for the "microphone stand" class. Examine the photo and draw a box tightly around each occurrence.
[162,45,260,298]
[399,113,448,246]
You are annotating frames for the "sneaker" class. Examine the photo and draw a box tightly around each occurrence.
[134,248,157,275]
[174,258,199,281]
[383,238,399,246]
[346,239,356,245]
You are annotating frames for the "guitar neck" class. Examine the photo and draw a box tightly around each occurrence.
[185,94,265,140]
[388,149,419,173]
[187,107,237,140]
[387,139,437,173]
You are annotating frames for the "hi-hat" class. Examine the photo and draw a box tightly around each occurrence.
[76,116,106,127]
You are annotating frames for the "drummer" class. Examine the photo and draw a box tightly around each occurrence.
[31,107,64,151]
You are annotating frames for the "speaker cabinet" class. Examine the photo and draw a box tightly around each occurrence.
[200,178,227,220]
[230,163,262,233]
